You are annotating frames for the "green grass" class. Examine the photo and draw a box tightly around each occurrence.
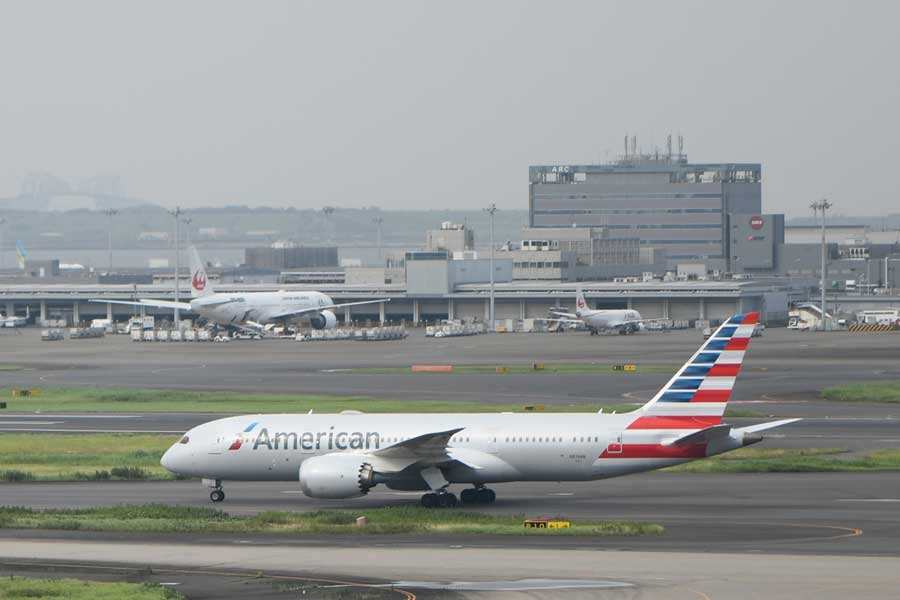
[0,433,177,481]
[0,365,23,371]
[1,385,761,417]
[0,577,182,600]
[822,381,900,403]
[664,448,900,473]
[0,504,663,537]
[351,363,680,375]
[1,386,642,414]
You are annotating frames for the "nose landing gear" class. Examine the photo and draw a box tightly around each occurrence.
[204,478,225,502]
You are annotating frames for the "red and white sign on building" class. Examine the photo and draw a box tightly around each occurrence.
[750,215,764,230]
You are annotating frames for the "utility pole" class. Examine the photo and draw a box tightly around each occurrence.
[810,198,832,330]
[0,216,6,270]
[373,215,383,263]
[103,209,118,271]
[169,206,183,327]
[484,203,497,330]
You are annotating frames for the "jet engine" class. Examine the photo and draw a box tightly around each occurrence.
[309,310,337,330]
[298,453,377,499]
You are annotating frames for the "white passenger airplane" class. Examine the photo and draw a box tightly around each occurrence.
[92,246,388,332]
[545,287,646,335]
[161,311,799,507]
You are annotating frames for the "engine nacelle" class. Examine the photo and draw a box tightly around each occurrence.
[298,453,376,499]
[309,309,337,330]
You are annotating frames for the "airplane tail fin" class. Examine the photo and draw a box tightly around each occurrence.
[632,312,760,429]
[189,245,213,298]
[575,285,588,311]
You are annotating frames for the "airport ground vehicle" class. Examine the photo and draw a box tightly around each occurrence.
[161,312,797,507]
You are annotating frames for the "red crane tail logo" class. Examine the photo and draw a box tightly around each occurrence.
[192,271,207,292]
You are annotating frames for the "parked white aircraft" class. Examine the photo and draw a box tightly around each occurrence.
[0,312,27,327]
[161,311,798,507]
[92,246,388,332]
[545,286,647,334]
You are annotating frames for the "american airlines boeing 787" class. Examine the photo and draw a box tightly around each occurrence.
[161,311,798,507]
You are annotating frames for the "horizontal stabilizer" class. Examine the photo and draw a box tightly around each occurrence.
[665,424,732,446]
[735,418,802,434]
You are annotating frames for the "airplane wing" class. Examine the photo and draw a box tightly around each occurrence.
[363,427,490,473]
[534,317,583,324]
[371,427,464,460]
[89,298,193,311]
[549,309,578,319]
[266,298,390,321]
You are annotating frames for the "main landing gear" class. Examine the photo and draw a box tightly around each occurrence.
[460,487,496,505]
[420,487,497,508]
[420,491,457,508]
[210,489,225,502]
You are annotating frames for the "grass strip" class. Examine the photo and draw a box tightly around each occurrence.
[0,386,761,416]
[0,433,178,481]
[0,577,182,600]
[0,504,663,537]
[0,386,640,414]
[821,381,900,403]
[351,363,679,375]
[664,448,900,473]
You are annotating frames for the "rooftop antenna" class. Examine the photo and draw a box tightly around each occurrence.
[678,134,684,160]
[631,135,637,158]
[624,134,628,159]
[667,134,673,160]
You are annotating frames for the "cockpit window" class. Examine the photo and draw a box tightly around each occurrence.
[179,436,190,445]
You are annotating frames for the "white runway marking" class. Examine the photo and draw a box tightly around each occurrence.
[0,414,142,419]
[0,421,63,425]
[836,498,900,503]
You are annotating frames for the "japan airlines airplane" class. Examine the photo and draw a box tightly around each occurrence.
[545,287,647,335]
[161,311,799,507]
[92,246,388,332]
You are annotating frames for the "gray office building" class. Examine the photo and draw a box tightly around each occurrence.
[529,155,761,267]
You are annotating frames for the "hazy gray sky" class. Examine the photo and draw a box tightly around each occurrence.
[1,1,897,216]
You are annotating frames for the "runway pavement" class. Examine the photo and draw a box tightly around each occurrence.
[2,328,900,411]
[2,472,897,555]
[2,327,899,598]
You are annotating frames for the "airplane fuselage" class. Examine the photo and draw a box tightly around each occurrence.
[161,412,723,487]
[577,308,641,331]
[190,291,334,326]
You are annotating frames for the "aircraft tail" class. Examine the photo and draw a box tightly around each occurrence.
[575,285,588,312]
[633,312,760,428]
[189,246,214,298]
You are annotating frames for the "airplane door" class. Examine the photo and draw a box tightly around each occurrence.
[209,431,230,455]
[606,432,624,455]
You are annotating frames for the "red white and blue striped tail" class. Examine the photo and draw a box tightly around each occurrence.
[631,312,760,430]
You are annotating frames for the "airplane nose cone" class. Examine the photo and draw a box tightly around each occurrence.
[160,446,178,472]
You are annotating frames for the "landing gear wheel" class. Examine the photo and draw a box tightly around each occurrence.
[438,493,458,508]
[420,492,438,508]
[210,489,225,503]
[476,488,496,504]
[460,488,476,504]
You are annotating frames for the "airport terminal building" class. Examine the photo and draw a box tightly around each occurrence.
[528,155,761,268]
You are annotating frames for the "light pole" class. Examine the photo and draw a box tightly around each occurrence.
[0,216,6,270]
[373,215,384,263]
[169,206,183,327]
[484,203,497,330]
[810,198,832,330]
[103,209,118,272]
